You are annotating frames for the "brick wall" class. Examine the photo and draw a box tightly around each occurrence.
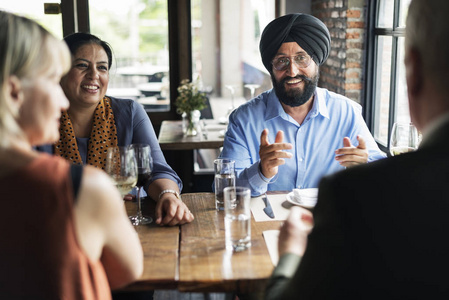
[312,0,367,104]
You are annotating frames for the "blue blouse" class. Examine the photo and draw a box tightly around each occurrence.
[38,97,182,192]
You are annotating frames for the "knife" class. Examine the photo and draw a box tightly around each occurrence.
[262,193,275,219]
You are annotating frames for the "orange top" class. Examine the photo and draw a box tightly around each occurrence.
[0,154,111,300]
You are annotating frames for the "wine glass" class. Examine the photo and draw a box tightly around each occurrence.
[105,146,138,198]
[244,84,260,100]
[225,85,237,116]
[129,144,153,225]
[389,122,419,156]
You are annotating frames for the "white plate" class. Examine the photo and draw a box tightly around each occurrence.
[286,192,317,209]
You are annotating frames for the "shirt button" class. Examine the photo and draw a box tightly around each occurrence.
[299,158,303,162]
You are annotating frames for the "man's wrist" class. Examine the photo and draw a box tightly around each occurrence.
[258,163,275,183]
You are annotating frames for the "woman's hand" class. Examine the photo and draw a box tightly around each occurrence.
[155,193,194,226]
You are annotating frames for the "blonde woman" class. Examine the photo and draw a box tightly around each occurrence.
[0,11,142,299]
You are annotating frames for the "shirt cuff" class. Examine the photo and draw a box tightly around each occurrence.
[271,253,302,279]
[258,162,274,183]
[245,162,269,196]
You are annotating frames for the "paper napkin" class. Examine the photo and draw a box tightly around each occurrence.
[250,194,291,222]
[263,230,280,265]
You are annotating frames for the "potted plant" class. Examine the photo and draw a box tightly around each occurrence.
[175,79,208,136]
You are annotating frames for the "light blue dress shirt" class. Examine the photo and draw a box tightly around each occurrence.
[220,87,386,196]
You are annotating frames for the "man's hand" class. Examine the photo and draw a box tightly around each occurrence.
[278,206,314,257]
[155,194,194,226]
[335,135,368,167]
[259,129,293,179]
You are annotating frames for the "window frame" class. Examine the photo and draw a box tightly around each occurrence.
[60,0,191,131]
[363,0,406,154]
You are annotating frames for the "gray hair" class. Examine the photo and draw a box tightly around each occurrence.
[405,0,449,91]
[0,11,71,148]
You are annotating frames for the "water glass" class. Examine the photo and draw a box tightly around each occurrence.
[224,186,251,252]
[214,158,235,210]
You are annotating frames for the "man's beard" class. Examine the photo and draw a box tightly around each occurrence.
[271,71,319,107]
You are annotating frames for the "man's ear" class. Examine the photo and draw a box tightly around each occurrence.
[405,47,426,129]
[404,47,423,97]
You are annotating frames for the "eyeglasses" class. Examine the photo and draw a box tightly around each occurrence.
[271,54,313,71]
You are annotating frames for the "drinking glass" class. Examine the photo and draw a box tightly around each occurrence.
[214,158,235,211]
[244,84,260,99]
[224,186,252,252]
[129,144,153,225]
[225,85,237,119]
[105,146,138,199]
[390,122,419,156]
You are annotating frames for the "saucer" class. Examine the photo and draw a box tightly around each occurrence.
[286,192,317,209]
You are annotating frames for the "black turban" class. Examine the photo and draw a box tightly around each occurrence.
[259,13,331,72]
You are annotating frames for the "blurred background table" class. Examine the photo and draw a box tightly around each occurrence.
[138,96,170,112]
[158,120,226,150]
[158,120,227,192]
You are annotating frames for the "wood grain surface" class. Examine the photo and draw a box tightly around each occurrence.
[122,192,284,293]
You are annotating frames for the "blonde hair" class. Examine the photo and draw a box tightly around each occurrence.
[0,11,71,148]
[405,0,449,91]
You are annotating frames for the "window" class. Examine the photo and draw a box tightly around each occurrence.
[4,1,278,123]
[0,0,63,38]
[191,0,275,121]
[89,0,170,112]
[364,0,411,153]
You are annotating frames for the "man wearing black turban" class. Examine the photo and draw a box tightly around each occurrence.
[260,13,330,109]
[219,14,385,197]
[260,13,330,70]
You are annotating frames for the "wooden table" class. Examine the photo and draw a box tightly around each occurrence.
[123,199,179,291]
[123,192,282,293]
[158,120,227,192]
[158,120,226,150]
[138,96,170,112]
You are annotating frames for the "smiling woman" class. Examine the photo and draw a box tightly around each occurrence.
[55,33,116,166]
[38,32,193,229]
[60,44,111,125]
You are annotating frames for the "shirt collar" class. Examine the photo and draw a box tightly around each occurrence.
[265,90,286,121]
[265,87,330,122]
[314,87,330,119]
